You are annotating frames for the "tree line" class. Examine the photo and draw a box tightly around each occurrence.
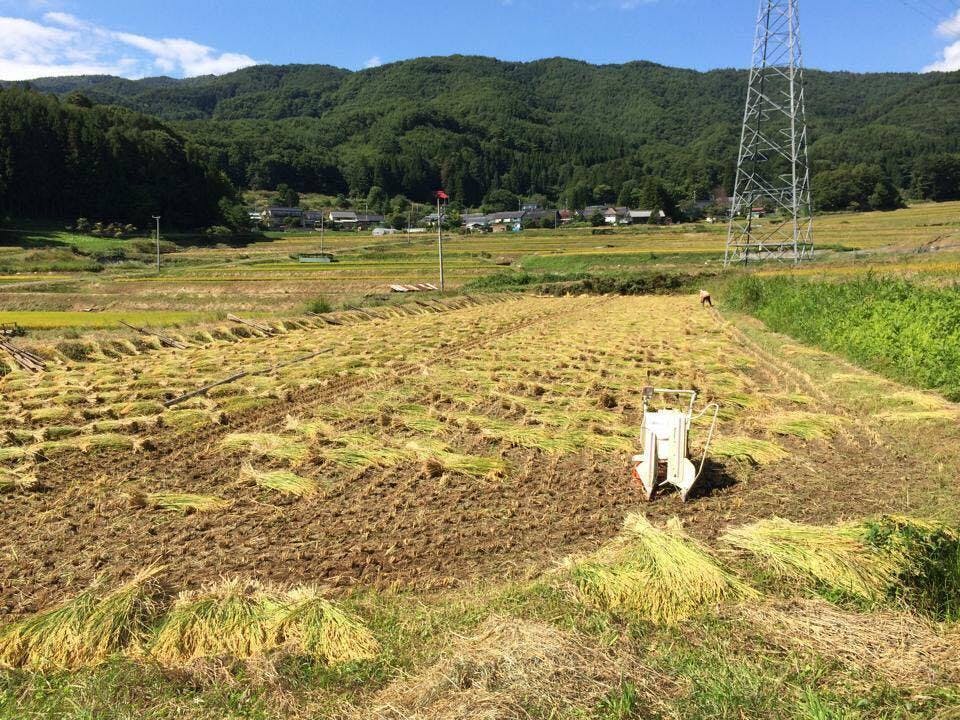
[5,57,960,226]
[0,87,246,229]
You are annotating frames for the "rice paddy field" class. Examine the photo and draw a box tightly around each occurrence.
[1,201,958,331]
[2,278,960,718]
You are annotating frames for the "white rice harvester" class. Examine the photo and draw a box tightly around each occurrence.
[631,387,719,502]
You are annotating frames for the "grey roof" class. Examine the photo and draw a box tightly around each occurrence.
[265,206,303,215]
[523,209,559,222]
[355,213,385,223]
[489,211,525,222]
[462,213,491,225]
[330,211,357,221]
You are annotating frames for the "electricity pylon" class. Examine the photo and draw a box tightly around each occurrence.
[725,0,813,266]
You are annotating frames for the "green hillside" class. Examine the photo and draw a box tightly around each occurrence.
[0,88,243,228]
[11,56,960,207]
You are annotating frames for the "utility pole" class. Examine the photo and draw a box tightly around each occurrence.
[436,193,445,291]
[152,215,161,274]
[320,208,325,255]
[725,0,813,266]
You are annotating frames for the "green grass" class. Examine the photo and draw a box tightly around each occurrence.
[863,516,960,620]
[519,250,719,273]
[723,275,960,400]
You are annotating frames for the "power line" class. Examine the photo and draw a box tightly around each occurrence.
[896,0,948,24]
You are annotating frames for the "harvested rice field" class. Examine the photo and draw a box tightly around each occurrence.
[2,293,960,718]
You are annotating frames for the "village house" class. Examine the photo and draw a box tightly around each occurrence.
[355,213,385,230]
[261,206,304,228]
[304,211,325,228]
[329,210,358,228]
[523,208,560,227]
[629,209,667,224]
[462,213,491,231]
[487,210,525,232]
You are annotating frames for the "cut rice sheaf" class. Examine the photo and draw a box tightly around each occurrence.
[766,412,843,440]
[150,579,378,667]
[241,462,319,497]
[721,517,899,601]
[569,514,757,625]
[143,492,230,513]
[0,567,162,671]
[711,436,788,465]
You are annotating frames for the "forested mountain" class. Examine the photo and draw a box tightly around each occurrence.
[0,88,243,227]
[12,57,960,209]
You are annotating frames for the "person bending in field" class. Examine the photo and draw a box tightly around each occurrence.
[699,289,713,307]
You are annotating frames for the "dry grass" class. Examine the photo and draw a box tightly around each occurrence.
[357,616,666,720]
[569,514,756,625]
[737,598,960,689]
[766,411,843,440]
[0,568,162,671]
[721,518,899,601]
[240,462,319,497]
[711,437,788,464]
[140,492,230,513]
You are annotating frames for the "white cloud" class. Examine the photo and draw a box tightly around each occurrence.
[924,41,960,72]
[363,55,383,69]
[936,10,960,39]
[112,32,257,76]
[0,12,257,80]
[924,9,960,72]
[42,11,85,29]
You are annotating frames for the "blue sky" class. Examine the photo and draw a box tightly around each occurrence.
[1,0,959,80]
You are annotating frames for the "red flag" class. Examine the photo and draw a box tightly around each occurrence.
[434,190,449,200]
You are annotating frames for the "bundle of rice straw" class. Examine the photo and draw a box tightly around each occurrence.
[0,567,162,670]
[721,517,899,601]
[570,514,757,625]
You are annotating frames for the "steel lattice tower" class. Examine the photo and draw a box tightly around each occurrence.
[725,0,813,266]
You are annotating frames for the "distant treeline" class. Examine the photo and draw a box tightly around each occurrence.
[16,57,960,212]
[0,88,245,229]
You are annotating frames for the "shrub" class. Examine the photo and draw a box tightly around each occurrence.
[128,238,178,255]
[306,297,333,314]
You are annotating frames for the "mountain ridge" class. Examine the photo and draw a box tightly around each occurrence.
[6,56,960,205]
